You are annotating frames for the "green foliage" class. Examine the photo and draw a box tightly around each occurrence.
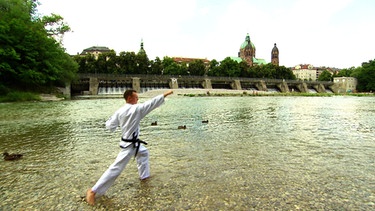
[161,56,184,75]
[245,63,295,80]
[318,70,332,81]
[118,51,138,74]
[164,61,184,75]
[73,50,151,75]
[0,91,40,102]
[207,59,220,76]
[73,51,297,80]
[355,60,375,92]
[0,0,78,93]
[333,60,375,92]
[238,61,250,77]
[149,57,163,75]
[41,13,71,37]
[96,51,117,74]
[0,84,11,95]
[206,57,237,77]
[188,59,206,76]
[160,56,174,75]
[136,51,150,74]
[335,67,355,77]
[219,57,241,77]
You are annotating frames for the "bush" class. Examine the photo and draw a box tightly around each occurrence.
[0,91,41,102]
[0,84,10,95]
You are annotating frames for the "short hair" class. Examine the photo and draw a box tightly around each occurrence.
[123,89,137,100]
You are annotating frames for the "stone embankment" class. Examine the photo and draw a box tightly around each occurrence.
[39,94,64,101]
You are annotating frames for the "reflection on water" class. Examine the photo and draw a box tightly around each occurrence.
[0,96,374,210]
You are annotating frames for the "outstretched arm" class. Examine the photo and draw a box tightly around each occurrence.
[137,90,174,119]
[163,90,173,98]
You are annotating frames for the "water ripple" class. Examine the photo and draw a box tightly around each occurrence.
[0,96,374,210]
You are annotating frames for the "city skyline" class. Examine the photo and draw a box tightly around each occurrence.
[37,0,375,69]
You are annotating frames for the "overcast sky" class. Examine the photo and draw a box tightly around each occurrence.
[37,0,375,69]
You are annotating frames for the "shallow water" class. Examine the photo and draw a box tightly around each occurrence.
[0,96,374,210]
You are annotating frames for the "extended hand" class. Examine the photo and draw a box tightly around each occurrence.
[164,90,173,97]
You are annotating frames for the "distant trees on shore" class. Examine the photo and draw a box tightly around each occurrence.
[73,52,297,80]
[332,60,375,92]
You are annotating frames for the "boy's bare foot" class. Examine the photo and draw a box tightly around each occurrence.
[86,189,95,205]
[140,175,151,181]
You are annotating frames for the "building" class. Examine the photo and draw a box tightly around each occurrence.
[316,67,340,80]
[138,39,146,56]
[292,65,341,81]
[231,33,278,66]
[172,57,211,75]
[80,46,111,59]
[292,64,317,81]
[271,43,279,66]
[172,57,210,65]
[333,77,357,93]
[80,40,146,59]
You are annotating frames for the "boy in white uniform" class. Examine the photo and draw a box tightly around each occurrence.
[86,89,173,205]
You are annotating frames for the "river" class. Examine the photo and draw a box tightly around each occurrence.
[0,95,374,210]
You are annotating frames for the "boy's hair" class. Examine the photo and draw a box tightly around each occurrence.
[123,90,137,100]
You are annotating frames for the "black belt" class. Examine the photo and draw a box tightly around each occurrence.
[121,132,147,158]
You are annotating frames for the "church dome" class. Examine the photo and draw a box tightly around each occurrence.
[240,33,255,49]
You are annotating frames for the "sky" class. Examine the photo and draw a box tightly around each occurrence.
[37,0,375,69]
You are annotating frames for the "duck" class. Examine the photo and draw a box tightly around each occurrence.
[178,125,187,129]
[151,121,157,126]
[3,152,23,161]
[202,120,209,123]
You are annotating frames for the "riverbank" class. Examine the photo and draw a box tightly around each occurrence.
[1,89,373,103]
[0,91,65,103]
[71,88,374,100]
[39,94,65,101]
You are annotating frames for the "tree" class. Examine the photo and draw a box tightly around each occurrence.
[136,51,150,74]
[246,64,295,80]
[85,54,97,73]
[73,53,96,73]
[207,59,220,76]
[162,56,185,75]
[247,65,261,78]
[318,70,332,81]
[149,57,163,75]
[0,0,77,92]
[261,63,277,78]
[188,60,206,76]
[41,13,71,44]
[238,61,250,77]
[353,59,375,92]
[213,57,240,77]
[116,51,138,74]
[117,51,128,74]
[335,67,355,77]
[275,65,296,80]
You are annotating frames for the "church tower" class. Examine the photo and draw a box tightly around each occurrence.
[271,43,279,66]
[239,33,256,66]
[138,39,146,55]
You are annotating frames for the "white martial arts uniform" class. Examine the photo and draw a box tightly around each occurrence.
[92,94,165,196]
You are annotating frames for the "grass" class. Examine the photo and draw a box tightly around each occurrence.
[0,91,41,103]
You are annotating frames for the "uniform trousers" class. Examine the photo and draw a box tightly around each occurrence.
[91,144,149,196]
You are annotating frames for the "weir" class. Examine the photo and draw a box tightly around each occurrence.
[70,74,335,95]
